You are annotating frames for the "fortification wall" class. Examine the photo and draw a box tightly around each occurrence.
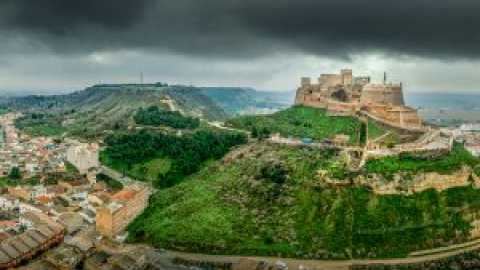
[361,83,405,106]
[318,74,342,90]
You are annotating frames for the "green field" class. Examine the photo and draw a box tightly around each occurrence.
[226,106,370,143]
[127,142,479,259]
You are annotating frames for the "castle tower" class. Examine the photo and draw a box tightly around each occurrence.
[301,77,311,87]
[341,69,353,85]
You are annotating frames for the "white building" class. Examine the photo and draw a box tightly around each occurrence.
[67,143,100,174]
[460,123,480,133]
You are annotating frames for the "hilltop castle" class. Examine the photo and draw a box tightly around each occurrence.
[295,69,422,129]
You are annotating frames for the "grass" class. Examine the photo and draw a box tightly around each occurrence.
[367,118,386,139]
[226,105,365,143]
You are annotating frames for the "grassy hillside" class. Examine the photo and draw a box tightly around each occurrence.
[226,106,371,143]
[127,142,479,259]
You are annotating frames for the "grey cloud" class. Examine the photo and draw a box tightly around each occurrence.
[0,0,479,59]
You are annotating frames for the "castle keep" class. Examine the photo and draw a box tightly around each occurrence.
[295,69,422,129]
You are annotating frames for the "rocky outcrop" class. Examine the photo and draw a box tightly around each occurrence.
[356,166,478,195]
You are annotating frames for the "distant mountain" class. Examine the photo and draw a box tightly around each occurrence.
[200,87,294,115]
[1,84,227,119]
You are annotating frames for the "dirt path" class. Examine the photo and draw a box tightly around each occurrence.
[164,239,480,270]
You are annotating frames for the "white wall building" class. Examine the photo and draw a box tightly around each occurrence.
[67,143,100,174]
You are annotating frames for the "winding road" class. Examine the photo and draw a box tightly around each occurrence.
[164,239,480,270]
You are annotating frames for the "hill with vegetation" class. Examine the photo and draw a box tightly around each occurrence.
[0,84,228,139]
[127,141,480,259]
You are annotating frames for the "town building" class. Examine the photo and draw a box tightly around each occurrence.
[95,183,150,237]
[0,212,64,269]
[66,143,100,174]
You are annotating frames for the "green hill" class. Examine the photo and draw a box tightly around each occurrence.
[127,141,480,259]
[225,106,373,143]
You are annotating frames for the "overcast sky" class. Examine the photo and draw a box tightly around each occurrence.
[1,0,480,93]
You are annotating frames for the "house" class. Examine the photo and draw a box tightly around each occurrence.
[0,195,20,211]
[8,186,48,201]
[0,212,64,269]
[66,143,100,174]
[35,195,53,206]
[57,213,85,235]
[43,244,85,270]
[0,221,19,233]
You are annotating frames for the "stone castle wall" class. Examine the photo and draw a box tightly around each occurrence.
[360,83,405,106]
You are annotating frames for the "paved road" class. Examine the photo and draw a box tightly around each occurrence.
[164,239,480,270]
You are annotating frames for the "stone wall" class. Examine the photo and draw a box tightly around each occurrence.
[360,83,405,106]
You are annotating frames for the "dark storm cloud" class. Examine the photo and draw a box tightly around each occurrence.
[0,0,479,59]
[0,0,154,33]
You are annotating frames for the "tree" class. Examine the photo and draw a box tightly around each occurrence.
[8,167,22,180]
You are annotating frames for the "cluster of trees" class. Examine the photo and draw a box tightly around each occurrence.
[259,163,288,184]
[104,130,247,188]
[134,106,200,129]
[8,167,21,180]
[251,126,271,139]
